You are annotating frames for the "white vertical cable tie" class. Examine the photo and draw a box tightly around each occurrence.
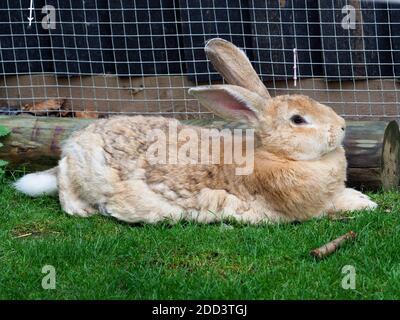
[27,0,34,27]
[293,47,297,87]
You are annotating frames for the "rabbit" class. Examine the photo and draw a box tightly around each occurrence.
[14,38,377,224]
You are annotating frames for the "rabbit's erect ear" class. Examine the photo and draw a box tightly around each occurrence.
[189,85,266,122]
[205,38,271,100]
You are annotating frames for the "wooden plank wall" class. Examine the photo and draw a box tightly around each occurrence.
[1,75,400,120]
[0,75,199,118]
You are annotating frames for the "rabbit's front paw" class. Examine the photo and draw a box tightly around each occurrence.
[350,196,378,211]
[329,188,378,213]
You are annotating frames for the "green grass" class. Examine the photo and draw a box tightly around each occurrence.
[0,175,400,300]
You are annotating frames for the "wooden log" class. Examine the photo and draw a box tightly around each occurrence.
[344,120,400,190]
[0,116,92,171]
[0,116,399,190]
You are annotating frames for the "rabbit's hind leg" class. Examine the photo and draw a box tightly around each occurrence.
[58,157,96,217]
[327,188,377,213]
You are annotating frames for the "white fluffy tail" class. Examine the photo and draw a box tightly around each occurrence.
[14,167,58,197]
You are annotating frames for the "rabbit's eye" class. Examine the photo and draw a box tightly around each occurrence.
[290,115,307,125]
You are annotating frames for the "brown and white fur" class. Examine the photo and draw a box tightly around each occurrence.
[14,39,377,224]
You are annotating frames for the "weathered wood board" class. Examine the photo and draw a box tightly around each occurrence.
[1,75,400,120]
[0,75,200,118]
[319,0,393,79]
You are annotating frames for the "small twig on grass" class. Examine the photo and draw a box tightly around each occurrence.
[13,232,33,239]
[12,230,60,239]
[311,231,357,259]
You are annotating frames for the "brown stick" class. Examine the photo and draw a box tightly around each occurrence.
[311,231,357,259]
[13,232,33,239]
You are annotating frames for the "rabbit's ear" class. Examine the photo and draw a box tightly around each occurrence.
[189,85,265,122]
[205,38,271,99]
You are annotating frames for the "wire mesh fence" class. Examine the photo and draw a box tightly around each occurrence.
[0,0,400,120]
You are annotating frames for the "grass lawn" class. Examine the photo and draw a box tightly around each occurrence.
[0,175,399,300]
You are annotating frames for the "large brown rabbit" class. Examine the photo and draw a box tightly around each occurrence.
[14,39,377,224]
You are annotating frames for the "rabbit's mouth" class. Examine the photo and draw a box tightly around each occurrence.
[328,126,345,150]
